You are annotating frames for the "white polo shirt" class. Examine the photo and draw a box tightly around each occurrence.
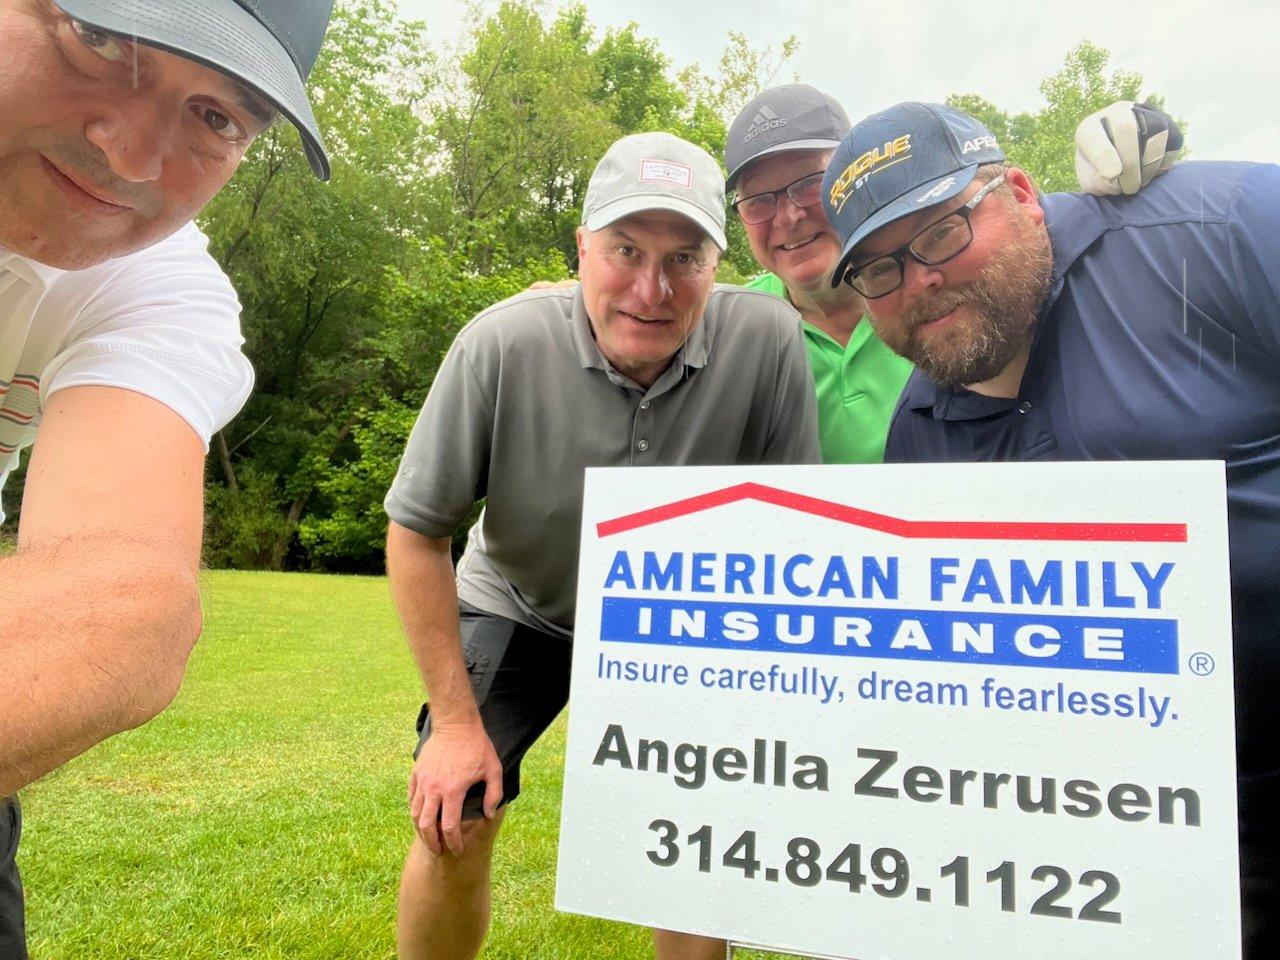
[0,222,254,523]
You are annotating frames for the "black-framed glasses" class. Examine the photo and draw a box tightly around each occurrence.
[840,173,1007,298]
[732,171,826,225]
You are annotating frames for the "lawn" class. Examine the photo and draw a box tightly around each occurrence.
[20,572,796,959]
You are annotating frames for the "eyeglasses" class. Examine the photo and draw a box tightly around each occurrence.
[840,173,1007,298]
[732,171,826,225]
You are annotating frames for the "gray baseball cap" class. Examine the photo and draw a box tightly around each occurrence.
[725,83,851,190]
[582,132,727,251]
[55,0,334,180]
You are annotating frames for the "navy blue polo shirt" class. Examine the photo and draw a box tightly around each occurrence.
[885,160,1280,876]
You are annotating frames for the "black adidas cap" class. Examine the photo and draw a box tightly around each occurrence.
[724,83,851,191]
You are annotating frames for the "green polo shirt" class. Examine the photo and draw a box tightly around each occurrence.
[745,272,913,464]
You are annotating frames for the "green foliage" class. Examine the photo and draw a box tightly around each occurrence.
[947,41,1177,192]
[178,9,1170,574]
[592,21,683,133]
[297,400,415,565]
[202,464,295,569]
[0,449,27,546]
[294,236,569,566]
[433,3,617,265]
[189,1,795,573]
[199,0,439,571]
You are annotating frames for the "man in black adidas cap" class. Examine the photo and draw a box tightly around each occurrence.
[0,2,332,955]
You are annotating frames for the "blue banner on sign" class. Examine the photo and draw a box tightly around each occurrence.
[599,597,1179,674]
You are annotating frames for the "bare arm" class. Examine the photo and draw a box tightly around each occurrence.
[0,386,205,796]
[387,521,503,854]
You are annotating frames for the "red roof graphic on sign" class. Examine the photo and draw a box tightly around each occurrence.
[596,482,1187,543]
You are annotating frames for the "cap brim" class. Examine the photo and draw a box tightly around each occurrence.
[829,166,976,287]
[56,0,330,181]
[725,138,843,190]
[584,195,727,251]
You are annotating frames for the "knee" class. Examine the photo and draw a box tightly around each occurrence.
[406,817,502,887]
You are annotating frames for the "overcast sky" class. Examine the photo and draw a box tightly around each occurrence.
[398,0,1279,163]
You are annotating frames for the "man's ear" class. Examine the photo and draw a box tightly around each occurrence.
[575,226,590,263]
[1004,167,1045,227]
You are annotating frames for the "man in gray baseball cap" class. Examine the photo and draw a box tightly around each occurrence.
[0,2,332,954]
[386,130,818,960]
[724,83,1181,467]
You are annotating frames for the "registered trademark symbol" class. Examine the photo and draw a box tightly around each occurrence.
[1189,652,1216,676]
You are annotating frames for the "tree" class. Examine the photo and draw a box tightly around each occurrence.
[431,2,617,267]
[199,0,438,569]
[591,22,685,134]
[947,40,1176,193]
[297,243,569,566]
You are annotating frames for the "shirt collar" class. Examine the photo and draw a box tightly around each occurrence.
[0,246,67,294]
[1041,190,1108,286]
[804,316,873,354]
[570,284,710,390]
[904,377,1020,421]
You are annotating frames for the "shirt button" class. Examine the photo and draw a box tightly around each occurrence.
[1017,401,1033,414]
[640,400,650,410]
[637,439,650,452]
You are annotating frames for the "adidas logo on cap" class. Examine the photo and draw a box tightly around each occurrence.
[744,105,788,144]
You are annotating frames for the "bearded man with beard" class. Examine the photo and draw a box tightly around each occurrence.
[823,101,1280,958]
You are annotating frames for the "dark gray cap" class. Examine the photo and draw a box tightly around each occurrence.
[55,0,334,180]
[724,83,851,191]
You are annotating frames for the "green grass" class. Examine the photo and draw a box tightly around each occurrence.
[20,571,803,960]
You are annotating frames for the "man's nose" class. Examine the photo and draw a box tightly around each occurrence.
[774,193,809,231]
[633,263,672,307]
[83,96,176,185]
[899,255,945,301]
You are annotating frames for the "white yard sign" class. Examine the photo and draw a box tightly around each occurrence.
[555,462,1240,959]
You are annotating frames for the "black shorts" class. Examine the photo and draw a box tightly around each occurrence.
[414,603,572,820]
[1241,826,1280,960]
[0,796,26,960]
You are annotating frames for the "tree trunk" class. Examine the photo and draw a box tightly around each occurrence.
[268,495,309,571]
[216,431,239,491]
[266,419,357,571]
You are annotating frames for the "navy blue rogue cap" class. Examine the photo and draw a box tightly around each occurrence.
[55,0,334,180]
[822,102,1005,287]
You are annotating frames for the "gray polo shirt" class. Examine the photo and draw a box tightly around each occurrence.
[384,284,820,637]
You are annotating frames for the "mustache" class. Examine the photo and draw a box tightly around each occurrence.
[40,141,158,212]
[900,283,986,330]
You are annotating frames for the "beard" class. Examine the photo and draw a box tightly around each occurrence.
[878,211,1053,389]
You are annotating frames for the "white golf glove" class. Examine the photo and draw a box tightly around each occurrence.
[1074,101,1184,195]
